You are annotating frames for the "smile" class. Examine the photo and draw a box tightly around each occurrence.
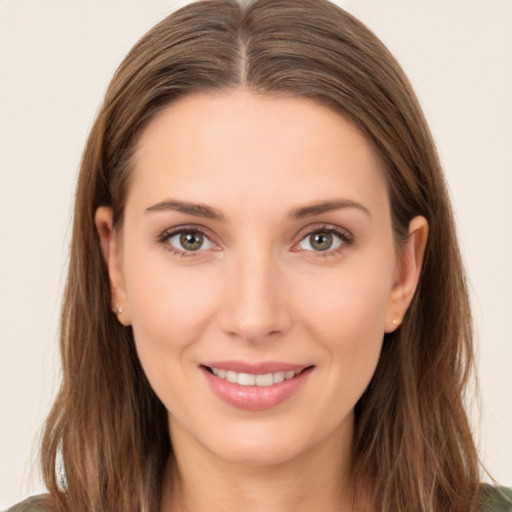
[200,362,314,411]
[207,367,300,386]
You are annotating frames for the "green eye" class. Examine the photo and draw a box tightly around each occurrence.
[179,231,204,251]
[309,232,334,251]
[298,229,347,253]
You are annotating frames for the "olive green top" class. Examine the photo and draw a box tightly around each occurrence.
[5,495,48,512]
[481,485,512,512]
[6,486,512,511]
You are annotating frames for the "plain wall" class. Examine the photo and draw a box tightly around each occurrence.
[1,0,511,507]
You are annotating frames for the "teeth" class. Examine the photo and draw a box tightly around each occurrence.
[255,373,273,386]
[238,373,256,386]
[226,370,238,384]
[209,367,301,386]
[273,371,285,384]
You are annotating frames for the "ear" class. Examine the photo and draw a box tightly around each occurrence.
[385,216,428,333]
[95,207,131,326]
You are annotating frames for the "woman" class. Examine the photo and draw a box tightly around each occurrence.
[6,0,511,511]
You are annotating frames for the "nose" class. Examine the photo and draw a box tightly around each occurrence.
[217,251,292,343]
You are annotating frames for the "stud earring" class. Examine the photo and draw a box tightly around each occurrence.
[113,305,124,315]
[392,317,402,327]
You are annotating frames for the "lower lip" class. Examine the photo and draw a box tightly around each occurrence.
[201,366,313,411]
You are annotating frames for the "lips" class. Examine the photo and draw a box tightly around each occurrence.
[200,361,313,411]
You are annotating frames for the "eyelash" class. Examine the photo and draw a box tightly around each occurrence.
[157,225,215,258]
[294,224,354,258]
[156,224,354,258]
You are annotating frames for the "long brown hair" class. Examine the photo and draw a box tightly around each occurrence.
[41,1,481,511]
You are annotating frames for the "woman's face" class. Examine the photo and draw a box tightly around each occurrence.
[98,90,425,467]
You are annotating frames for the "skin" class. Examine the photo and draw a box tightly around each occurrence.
[96,90,428,512]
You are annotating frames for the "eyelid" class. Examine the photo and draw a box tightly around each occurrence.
[157,224,220,257]
[291,223,354,254]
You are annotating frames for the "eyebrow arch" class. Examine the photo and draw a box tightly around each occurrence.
[145,198,370,221]
[145,199,225,221]
[288,199,371,219]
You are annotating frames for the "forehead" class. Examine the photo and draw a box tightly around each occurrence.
[127,90,389,217]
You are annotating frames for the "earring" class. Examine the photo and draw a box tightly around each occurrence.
[113,305,124,315]
[392,317,402,327]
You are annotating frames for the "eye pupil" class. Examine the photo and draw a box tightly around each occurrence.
[180,231,203,251]
[310,232,332,251]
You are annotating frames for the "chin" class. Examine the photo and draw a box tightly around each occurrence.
[193,417,326,467]
[210,438,306,467]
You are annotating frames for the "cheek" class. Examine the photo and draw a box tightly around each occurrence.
[120,245,221,391]
[296,254,394,388]
[122,227,220,337]
[127,270,216,344]
[300,260,393,342]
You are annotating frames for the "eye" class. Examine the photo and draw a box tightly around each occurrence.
[296,226,351,254]
[159,228,216,256]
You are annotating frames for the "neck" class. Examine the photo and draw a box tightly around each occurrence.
[160,420,356,512]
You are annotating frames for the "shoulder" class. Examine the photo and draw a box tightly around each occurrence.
[4,495,50,512]
[481,485,512,511]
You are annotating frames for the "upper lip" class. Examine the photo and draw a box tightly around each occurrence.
[201,360,312,374]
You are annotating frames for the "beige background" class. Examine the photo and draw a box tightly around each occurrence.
[1,0,511,507]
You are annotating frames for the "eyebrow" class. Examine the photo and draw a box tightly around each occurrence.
[145,199,225,221]
[144,198,370,221]
[288,199,371,219]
